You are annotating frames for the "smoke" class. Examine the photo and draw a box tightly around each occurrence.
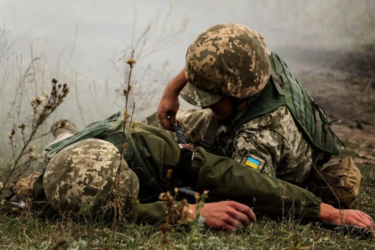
[0,0,373,127]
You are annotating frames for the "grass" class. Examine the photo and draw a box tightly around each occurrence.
[0,125,374,250]
[0,161,374,250]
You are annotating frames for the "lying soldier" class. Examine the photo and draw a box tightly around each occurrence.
[18,116,372,231]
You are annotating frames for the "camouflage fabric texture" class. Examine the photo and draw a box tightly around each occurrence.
[43,138,139,215]
[158,106,313,185]
[181,23,271,107]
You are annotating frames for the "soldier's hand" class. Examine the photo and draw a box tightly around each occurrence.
[157,68,187,130]
[183,201,256,231]
[157,93,180,130]
[319,203,375,230]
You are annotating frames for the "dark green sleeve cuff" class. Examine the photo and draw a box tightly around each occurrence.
[131,201,187,225]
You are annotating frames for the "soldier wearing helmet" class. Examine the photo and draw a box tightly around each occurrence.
[151,23,374,229]
[155,23,336,185]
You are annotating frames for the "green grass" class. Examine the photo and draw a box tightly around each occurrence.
[0,206,374,249]
[1,138,374,249]
[0,163,374,249]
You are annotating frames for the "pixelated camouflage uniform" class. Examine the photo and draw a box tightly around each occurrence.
[170,106,314,184]
[146,24,315,185]
[36,115,322,224]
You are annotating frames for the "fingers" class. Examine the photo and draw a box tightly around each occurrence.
[230,201,256,222]
[358,216,375,230]
[339,210,375,230]
[353,221,369,230]
[170,115,177,127]
[180,144,192,149]
[222,224,235,231]
[360,212,375,229]
[226,208,250,226]
[157,112,172,130]
[223,214,243,229]
[201,201,257,232]
[348,211,374,230]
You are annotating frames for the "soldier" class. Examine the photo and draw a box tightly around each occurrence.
[155,23,332,184]
[31,114,373,231]
[152,23,373,228]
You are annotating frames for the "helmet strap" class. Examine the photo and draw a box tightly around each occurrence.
[220,97,249,126]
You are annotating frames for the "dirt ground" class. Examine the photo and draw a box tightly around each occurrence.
[281,46,375,165]
[281,47,375,134]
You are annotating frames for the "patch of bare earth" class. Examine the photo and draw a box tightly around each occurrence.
[279,46,375,166]
[280,46,375,134]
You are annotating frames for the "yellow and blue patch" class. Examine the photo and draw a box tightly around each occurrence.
[245,156,261,169]
[163,169,173,180]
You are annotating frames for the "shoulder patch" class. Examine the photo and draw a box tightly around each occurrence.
[241,154,265,170]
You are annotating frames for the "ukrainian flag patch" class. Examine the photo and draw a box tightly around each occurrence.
[245,157,260,169]
[163,169,173,180]
[241,154,265,171]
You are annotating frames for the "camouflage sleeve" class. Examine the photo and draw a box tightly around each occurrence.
[176,109,212,144]
[233,106,313,184]
[143,108,212,145]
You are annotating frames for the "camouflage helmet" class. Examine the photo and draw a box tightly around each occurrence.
[180,23,271,107]
[43,138,139,215]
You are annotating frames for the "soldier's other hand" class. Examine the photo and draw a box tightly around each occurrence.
[183,201,256,231]
[179,144,193,150]
[319,203,375,230]
[157,93,179,131]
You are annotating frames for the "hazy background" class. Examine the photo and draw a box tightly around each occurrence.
[0,0,374,156]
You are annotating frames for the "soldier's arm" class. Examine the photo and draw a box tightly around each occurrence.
[157,68,187,130]
[188,147,374,229]
[232,106,313,184]
[191,146,321,220]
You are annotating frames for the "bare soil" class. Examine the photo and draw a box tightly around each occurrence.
[280,46,375,134]
[276,46,375,166]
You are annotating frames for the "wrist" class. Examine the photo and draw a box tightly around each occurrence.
[181,204,196,222]
[319,203,338,222]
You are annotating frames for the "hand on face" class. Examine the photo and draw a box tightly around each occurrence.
[184,201,256,231]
